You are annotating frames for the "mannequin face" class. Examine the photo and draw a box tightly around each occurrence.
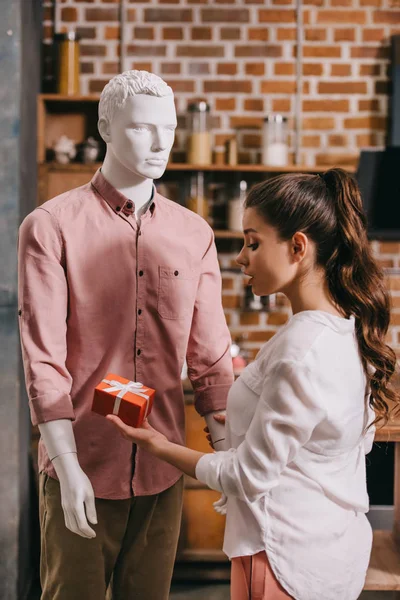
[99,94,177,180]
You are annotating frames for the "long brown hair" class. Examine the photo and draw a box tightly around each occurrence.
[245,168,399,427]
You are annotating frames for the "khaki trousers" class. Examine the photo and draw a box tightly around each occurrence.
[39,472,184,600]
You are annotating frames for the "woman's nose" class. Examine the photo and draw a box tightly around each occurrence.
[236,246,247,266]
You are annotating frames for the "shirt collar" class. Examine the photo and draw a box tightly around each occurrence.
[91,169,156,217]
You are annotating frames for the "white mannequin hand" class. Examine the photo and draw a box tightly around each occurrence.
[204,411,226,452]
[38,419,97,538]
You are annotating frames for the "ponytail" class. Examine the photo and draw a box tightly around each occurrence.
[323,169,398,427]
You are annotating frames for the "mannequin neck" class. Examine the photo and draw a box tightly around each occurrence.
[101,151,154,216]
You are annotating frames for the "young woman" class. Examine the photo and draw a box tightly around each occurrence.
[108,168,399,600]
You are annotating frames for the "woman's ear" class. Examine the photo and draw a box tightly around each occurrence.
[98,117,111,143]
[291,232,308,262]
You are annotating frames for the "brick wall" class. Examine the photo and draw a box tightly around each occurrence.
[42,1,400,362]
[43,0,400,166]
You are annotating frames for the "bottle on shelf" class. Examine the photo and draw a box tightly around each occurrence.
[187,172,209,221]
[187,101,212,166]
[54,31,81,96]
[262,114,289,167]
[228,180,247,232]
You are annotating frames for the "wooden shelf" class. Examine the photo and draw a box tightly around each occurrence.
[39,93,100,102]
[365,530,400,591]
[214,230,243,239]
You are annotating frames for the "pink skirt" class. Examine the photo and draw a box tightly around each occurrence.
[231,551,293,600]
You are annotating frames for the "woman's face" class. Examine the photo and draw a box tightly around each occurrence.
[236,207,298,297]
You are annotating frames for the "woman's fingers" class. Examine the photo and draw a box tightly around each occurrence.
[213,414,226,424]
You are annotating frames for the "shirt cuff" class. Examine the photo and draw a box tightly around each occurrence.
[29,390,75,426]
[194,383,231,416]
[196,451,234,493]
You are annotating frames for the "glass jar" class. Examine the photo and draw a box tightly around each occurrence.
[55,31,80,95]
[262,114,289,167]
[187,172,209,221]
[187,101,212,166]
[228,180,247,232]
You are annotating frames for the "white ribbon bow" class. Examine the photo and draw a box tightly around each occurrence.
[103,379,150,418]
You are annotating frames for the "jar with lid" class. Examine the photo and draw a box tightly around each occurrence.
[228,180,247,232]
[262,114,289,167]
[54,31,81,95]
[187,101,212,166]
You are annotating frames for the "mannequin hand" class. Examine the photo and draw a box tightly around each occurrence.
[213,494,228,515]
[107,415,168,452]
[204,413,226,448]
[52,453,97,539]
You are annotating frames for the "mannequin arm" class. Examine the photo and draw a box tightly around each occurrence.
[39,419,97,539]
[204,410,226,451]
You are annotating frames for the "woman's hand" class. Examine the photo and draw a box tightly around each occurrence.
[204,413,226,448]
[107,415,167,453]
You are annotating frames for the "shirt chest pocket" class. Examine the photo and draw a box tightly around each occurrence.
[157,266,199,320]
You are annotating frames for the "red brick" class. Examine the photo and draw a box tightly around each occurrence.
[245,62,265,76]
[248,28,269,41]
[259,9,296,22]
[277,28,296,40]
[374,11,400,24]
[61,7,77,22]
[303,63,323,76]
[230,116,263,128]
[363,27,386,42]
[204,80,252,93]
[318,81,367,94]
[127,45,167,57]
[302,45,341,58]
[215,98,236,111]
[188,63,210,75]
[177,45,224,57]
[132,62,153,72]
[244,99,264,111]
[360,64,381,76]
[334,28,355,41]
[272,99,291,112]
[240,313,260,326]
[302,134,321,147]
[105,26,120,40]
[343,116,387,129]
[222,295,241,309]
[356,133,380,146]
[315,153,358,167]
[331,0,353,5]
[80,62,94,75]
[102,62,119,75]
[163,27,183,40]
[86,8,118,21]
[267,312,289,325]
[127,9,136,21]
[274,62,295,76]
[305,27,326,41]
[161,62,181,75]
[80,44,107,57]
[329,134,349,146]
[164,80,195,93]
[132,27,154,40]
[191,27,212,40]
[303,117,335,129]
[222,278,234,291]
[351,46,389,59]
[358,99,380,111]
[317,10,366,23]
[89,79,110,93]
[217,63,237,75]
[303,99,349,112]
[261,80,296,93]
[220,28,241,40]
[202,8,249,22]
[144,9,192,22]
[236,45,282,58]
[76,27,96,39]
[247,331,276,342]
[330,64,352,76]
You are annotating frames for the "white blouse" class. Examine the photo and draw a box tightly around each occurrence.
[196,310,374,600]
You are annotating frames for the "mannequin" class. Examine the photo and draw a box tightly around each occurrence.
[20,70,232,599]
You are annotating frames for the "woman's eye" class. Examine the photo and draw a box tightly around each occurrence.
[246,243,259,250]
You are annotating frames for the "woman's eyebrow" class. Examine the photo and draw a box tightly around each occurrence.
[243,228,258,234]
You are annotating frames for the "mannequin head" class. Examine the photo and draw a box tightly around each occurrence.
[98,70,177,180]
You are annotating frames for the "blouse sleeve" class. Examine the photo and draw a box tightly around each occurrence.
[195,359,327,504]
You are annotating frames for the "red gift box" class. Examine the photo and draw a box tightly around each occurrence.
[92,373,155,428]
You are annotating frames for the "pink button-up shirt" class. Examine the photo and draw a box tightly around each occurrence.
[18,170,233,499]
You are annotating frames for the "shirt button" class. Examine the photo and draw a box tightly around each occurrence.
[138,309,142,315]
[174,270,179,276]
[126,202,133,209]
[137,349,141,356]
[116,206,121,212]
[18,309,22,316]
[139,270,144,277]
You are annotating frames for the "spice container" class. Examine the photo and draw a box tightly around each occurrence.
[187,101,212,166]
[262,114,288,167]
[187,172,209,221]
[55,31,80,95]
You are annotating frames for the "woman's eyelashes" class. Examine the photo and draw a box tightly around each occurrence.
[246,242,259,251]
